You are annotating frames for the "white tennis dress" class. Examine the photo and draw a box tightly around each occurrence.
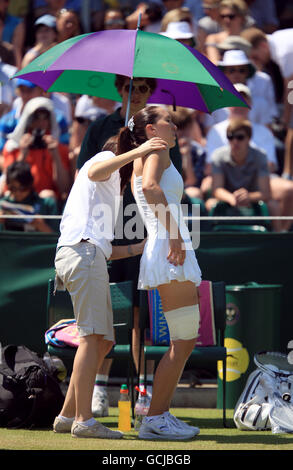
[133,162,202,290]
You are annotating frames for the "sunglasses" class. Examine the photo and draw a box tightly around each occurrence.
[226,67,248,74]
[220,13,237,20]
[123,84,150,94]
[227,133,247,141]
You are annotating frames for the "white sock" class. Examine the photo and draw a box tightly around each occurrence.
[95,374,108,392]
[77,417,96,427]
[58,415,74,422]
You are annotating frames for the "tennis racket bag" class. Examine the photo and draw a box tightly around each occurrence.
[0,345,64,429]
[234,351,293,433]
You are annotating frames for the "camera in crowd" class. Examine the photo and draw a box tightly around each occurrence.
[30,129,47,149]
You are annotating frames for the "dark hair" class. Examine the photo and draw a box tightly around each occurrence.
[145,2,163,22]
[114,106,161,189]
[102,135,118,153]
[227,118,252,138]
[117,105,162,154]
[6,161,34,187]
[114,75,157,95]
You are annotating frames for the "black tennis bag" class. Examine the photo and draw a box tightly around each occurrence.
[0,344,64,429]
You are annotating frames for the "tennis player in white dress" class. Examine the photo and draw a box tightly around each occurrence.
[117,105,202,440]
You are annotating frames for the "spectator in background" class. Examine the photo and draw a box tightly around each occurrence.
[69,95,117,179]
[205,0,250,64]
[203,49,278,132]
[21,14,57,68]
[0,0,26,69]
[125,2,163,33]
[0,79,42,162]
[205,85,293,232]
[207,118,283,229]
[0,160,59,232]
[217,49,278,126]
[169,106,206,202]
[0,79,70,162]
[103,7,126,30]
[160,5,195,36]
[206,84,278,173]
[2,97,71,202]
[216,33,252,59]
[241,27,293,181]
[55,7,80,43]
[161,20,196,48]
[0,59,17,118]
[196,0,222,55]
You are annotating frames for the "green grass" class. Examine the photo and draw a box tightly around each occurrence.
[1,408,293,451]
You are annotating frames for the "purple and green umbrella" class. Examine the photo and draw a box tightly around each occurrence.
[13,28,247,122]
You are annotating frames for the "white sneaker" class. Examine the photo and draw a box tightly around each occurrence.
[163,412,200,435]
[71,420,123,439]
[91,387,109,417]
[138,414,197,440]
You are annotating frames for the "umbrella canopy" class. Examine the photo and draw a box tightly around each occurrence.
[13,29,247,114]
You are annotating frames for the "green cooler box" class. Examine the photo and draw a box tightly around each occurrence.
[217,282,282,409]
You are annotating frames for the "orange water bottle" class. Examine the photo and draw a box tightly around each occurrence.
[118,384,131,431]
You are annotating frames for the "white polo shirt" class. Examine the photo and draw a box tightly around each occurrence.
[57,151,121,259]
[267,29,293,79]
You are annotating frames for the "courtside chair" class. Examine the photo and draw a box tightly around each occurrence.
[138,281,228,427]
[46,278,136,417]
[209,201,271,233]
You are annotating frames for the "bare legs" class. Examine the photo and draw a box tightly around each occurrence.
[60,334,113,422]
[147,280,199,417]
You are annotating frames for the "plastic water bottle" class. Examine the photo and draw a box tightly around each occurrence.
[134,387,150,430]
[118,384,131,432]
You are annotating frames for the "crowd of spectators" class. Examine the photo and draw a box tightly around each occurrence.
[0,0,292,232]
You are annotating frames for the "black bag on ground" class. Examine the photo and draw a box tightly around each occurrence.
[0,344,64,429]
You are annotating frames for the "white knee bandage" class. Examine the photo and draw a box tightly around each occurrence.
[164,304,200,341]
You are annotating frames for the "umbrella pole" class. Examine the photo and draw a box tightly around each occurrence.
[125,79,133,127]
[124,13,142,127]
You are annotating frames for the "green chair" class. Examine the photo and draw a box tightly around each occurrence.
[46,278,136,416]
[138,282,228,427]
[209,201,271,233]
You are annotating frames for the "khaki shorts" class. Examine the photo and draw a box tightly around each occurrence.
[54,242,114,341]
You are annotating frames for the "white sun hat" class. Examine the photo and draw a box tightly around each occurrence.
[161,21,194,40]
[218,50,255,77]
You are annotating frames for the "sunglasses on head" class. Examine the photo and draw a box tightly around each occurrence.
[226,67,248,74]
[227,132,247,141]
[123,84,150,94]
[220,13,237,20]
